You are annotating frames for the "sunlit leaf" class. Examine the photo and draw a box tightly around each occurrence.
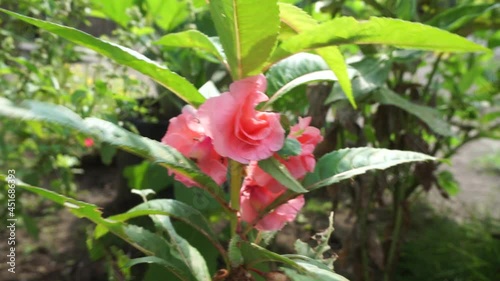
[155,30,226,63]
[271,17,489,63]
[276,3,354,107]
[209,0,280,79]
[303,148,435,190]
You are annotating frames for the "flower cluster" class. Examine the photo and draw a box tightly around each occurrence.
[162,75,323,231]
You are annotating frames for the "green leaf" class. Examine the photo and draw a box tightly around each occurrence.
[209,0,280,79]
[0,98,88,133]
[111,199,220,251]
[271,17,489,63]
[155,30,226,63]
[326,55,392,104]
[426,3,500,32]
[282,260,349,281]
[437,171,460,196]
[15,179,194,281]
[277,138,302,157]
[276,3,354,108]
[374,88,453,136]
[123,226,196,281]
[146,0,189,31]
[303,148,435,190]
[0,99,227,210]
[152,216,211,281]
[2,177,151,257]
[258,157,308,193]
[83,118,227,208]
[0,9,205,107]
[264,53,351,108]
[239,241,306,273]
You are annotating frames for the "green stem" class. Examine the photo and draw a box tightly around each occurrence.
[229,160,243,236]
[384,184,405,281]
[422,53,443,98]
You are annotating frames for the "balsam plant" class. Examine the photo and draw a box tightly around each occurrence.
[0,1,489,280]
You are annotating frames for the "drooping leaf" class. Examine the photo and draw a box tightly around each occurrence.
[87,118,228,207]
[123,226,196,281]
[146,0,189,31]
[0,9,205,107]
[326,55,392,104]
[209,0,280,79]
[110,199,221,252]
[264,53,354,108]
[258,157,308,193]
[374,88,453,136]
[266,53,330,94]
[303,148,435,190]
[282,259,349,281]
[239,241,306,273]
[152,216,212,281]
[0,99,227,209]
[271,16,489,63]
[155,30,226,63]
[276,3,354,107]
[9,181,194,280]
[426,3,500,32]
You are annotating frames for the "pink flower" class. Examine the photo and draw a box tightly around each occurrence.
[84,138,94,148]
[162,105,227,187]
[240,173,305,231]
[198,74,285,164]
[242,117,323,193]
[285,117,323,179]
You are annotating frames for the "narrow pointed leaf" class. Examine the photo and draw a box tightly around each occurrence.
[112,199,224,265]
[271,17,489,63]
[239,241,306,273]
[374,88,453,136]
[0,9,205,107]
[151,215,212,281]
[2,177,193,278]
[276,3,354,107]
[155,30,226,63]
[258,157,308,193]
[124,225,196,281]
[426,3,500,32]
[303,148,435,190]
[209,0,280,79]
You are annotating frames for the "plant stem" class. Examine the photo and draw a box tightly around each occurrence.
[422,53,443,98]
[229,160,243,236]
[384,183,405,281]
